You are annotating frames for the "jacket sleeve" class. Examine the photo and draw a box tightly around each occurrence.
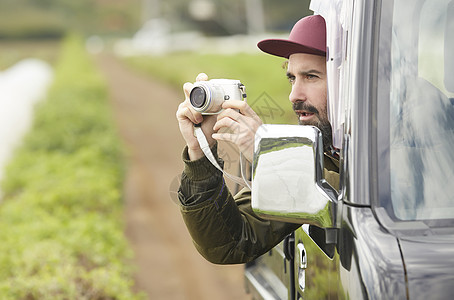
[178,145,300,264]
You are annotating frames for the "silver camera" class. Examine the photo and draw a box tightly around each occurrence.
[189,79,245,114]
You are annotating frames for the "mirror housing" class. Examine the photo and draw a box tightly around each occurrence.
[251,125,338,228]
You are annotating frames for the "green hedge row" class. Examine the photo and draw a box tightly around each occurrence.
[0,35,144,299]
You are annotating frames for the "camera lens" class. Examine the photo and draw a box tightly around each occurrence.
[190,87,207,108]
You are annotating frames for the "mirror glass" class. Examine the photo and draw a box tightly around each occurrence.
[251,125,333,227]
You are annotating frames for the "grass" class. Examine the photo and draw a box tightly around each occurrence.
[125,53,297,124]
[0,35,144,299]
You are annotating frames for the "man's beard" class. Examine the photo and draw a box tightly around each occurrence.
[293,101,333,152]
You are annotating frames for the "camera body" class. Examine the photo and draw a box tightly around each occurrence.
[189,79,245,114]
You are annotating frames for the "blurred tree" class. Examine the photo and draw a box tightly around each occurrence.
[263,0,312,31]
[174,0,311,36]
[0,0,311,40]
[0,0,142,39]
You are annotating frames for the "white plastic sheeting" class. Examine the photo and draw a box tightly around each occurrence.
[0,58,53,183]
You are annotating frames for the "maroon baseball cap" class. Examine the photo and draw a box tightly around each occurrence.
[257,15,326,59]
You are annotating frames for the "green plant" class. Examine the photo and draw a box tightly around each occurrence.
[0,35,144,299]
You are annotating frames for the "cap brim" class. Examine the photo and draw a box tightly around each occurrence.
[258,39,325,59]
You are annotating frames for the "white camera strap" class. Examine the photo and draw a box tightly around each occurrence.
[194,124,251,188]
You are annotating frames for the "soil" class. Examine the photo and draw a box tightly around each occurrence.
[95,54,251,300]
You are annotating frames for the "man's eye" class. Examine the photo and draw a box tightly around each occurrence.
[306,74,318,80]
[288,77,295,84]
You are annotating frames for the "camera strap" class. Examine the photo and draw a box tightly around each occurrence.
[194,124,252,188]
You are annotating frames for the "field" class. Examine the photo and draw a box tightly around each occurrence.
[0,36,143,299]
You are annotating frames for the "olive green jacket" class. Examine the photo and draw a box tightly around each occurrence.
[178,144,339,264]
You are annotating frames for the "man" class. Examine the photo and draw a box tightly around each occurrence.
[175,14,339,264]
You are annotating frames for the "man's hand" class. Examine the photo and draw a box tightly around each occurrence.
[176,73,217,161]
[212,100,263,163]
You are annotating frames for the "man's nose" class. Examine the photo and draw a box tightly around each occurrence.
[289,81,306,104]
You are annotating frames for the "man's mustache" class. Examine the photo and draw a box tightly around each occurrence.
[292,101,319,114]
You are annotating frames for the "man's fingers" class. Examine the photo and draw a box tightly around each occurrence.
[183,73,208,99]
[217,108,242,123]
[212,131,254,152]
[221,100,259,118]
[183,82,193,99]
[213,117,237,132]
[215,111,262,134]
[212,132,235,143]
[177,104,202,124]
[196,73,208,81]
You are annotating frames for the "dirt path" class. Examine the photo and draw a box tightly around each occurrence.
[95,54,250,300]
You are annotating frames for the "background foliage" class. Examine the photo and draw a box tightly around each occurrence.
[0,35,144,299]
[126,53,297,124]
[0,0,310,39]
[0,0,141,39]
[0,41,59,70]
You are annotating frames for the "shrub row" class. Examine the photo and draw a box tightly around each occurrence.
[0,35,143,299]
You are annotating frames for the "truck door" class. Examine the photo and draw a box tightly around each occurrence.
[293,226,340,299]
[244,236,295,300]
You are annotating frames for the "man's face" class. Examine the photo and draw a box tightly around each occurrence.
[287,53,332,149]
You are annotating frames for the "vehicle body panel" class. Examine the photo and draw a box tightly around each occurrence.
[337,206,406,300]
[400,235,454,300]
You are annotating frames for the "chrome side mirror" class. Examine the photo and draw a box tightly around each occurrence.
[251,124,338,228]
